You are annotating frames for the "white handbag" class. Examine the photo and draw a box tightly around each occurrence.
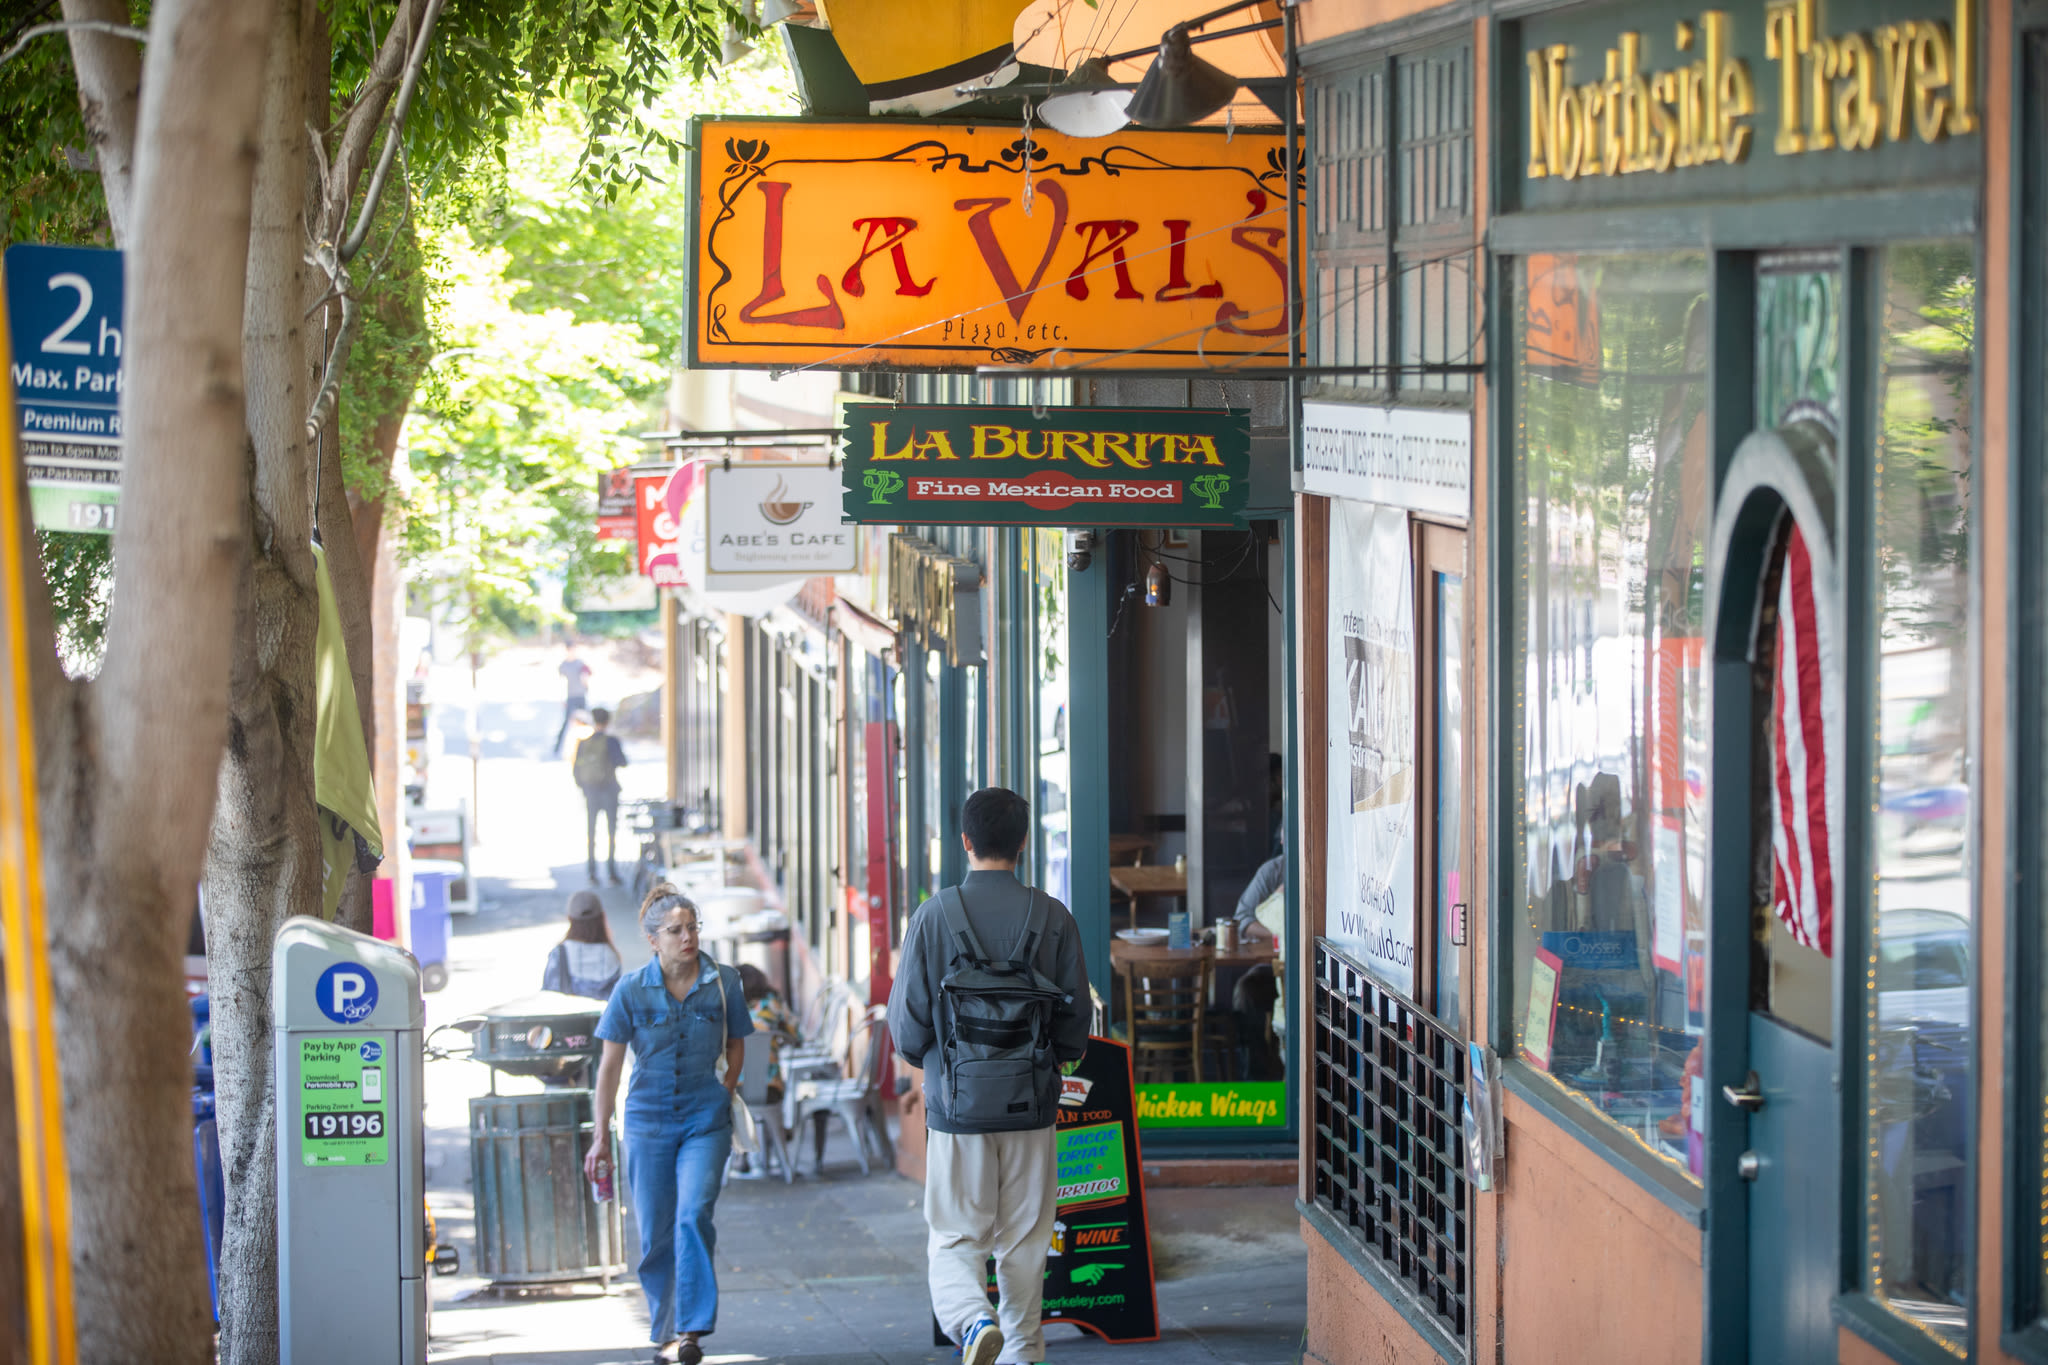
[714,967,762,1155]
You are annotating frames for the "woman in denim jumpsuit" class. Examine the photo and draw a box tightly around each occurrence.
[587,885,754,1364]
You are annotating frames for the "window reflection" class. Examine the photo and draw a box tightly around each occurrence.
[1866,241,1975,1353]
[1511,253,1711,1180]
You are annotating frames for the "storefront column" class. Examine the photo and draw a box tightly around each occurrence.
[1068,543,1113,1007]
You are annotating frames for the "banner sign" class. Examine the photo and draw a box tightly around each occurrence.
[705,462,858,575]
[4,244,124,533]
[842,404,1249,528]
[1327,500,1418,996]
[635,466,697,586]
[597,465,641,541]
[1300,402,1472,519]
[690,118,1297,372]
[939,1036,1159,1347]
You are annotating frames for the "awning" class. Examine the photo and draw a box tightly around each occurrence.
[1012,0,1288,127]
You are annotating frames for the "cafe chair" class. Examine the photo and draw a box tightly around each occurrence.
[1119,946,1212,1083]
[782,981,858,1086]
[729,1029,796,1184]
[787,1004,896,1176]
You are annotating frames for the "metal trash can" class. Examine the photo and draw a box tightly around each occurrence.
[466,992,624,1287]
[470,1091,621,1285]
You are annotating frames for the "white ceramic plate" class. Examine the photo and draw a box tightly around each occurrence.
[1115,928,1169,944]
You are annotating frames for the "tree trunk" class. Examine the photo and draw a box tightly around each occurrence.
[58,0,142,243]
[43,0,278,1355]
[206,1,322,1360]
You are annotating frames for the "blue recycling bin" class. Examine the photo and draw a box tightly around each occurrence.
[190,995,224,1323]
[412,862,457,992]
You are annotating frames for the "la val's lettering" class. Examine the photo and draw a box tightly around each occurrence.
[692,120,1298,371]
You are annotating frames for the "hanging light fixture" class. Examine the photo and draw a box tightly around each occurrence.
[1124,23,1242,128]
[1036,56,1134,138]
[1144,560,1171,607]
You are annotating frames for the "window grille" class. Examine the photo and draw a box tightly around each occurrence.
[1312,939,1470,1350]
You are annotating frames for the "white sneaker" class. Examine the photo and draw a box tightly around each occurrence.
[961,1315,1004,1365]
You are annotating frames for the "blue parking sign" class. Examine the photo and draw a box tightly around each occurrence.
[3,244,125,534]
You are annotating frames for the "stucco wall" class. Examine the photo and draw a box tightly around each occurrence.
[1304,1225,1453,1365]
[1498,1094,1702,1365]
[1298,0,1465,48]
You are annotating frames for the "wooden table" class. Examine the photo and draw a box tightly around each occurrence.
[1110,938,1277,972]
[1106,865,1187,900]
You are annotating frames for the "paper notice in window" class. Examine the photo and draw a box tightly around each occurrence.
[1523,948,1563,1071]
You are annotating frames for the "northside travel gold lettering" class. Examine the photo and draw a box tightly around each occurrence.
[1526,11,1754,179]
[1526,0,1976,181]
[866,419,1224,469]
[1763,0,1976,152]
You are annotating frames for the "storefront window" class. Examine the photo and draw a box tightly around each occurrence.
[1033,528,1071,907]
[1863,241,1975,1353]
[1510,252,1710,1181]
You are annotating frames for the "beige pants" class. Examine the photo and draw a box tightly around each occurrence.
[924,1126,1059,1364]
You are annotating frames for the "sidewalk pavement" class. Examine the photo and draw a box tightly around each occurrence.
[417,643,1306,1364]
[428,1129,1307,1365]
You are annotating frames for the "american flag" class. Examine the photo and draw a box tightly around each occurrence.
[1771,524,1838,957]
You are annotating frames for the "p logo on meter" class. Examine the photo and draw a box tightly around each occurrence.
[316,963,380,1024]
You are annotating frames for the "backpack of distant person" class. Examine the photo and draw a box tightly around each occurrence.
[572,734,618,790]
[933,885,1066,1132]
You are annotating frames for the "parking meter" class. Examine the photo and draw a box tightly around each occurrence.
[273,917,426,1364]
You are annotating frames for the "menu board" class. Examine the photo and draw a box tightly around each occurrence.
[936,1036,1160,1345]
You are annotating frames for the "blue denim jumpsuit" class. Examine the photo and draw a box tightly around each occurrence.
[596,955,754,1343]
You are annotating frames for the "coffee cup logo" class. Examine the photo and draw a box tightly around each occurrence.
[758,475,812,525]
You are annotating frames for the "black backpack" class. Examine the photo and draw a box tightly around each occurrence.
[933,886,1068,1133]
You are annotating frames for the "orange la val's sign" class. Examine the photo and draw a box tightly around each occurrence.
[688,118,1300,373]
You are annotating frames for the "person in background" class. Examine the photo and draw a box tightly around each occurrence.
[555,644,593,755]
[542,890,622,999]
[573,707,628,887]
[587,884,753,1365]
[736,964,797,1101]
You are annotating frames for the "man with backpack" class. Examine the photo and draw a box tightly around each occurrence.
[887,787,1089,1365]
[572,706,628,886]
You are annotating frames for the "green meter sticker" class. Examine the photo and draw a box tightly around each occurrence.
[299,1036,389,1166]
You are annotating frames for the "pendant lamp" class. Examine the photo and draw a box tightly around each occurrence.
[1036,57,1134,138]
[1124,24,1241,129]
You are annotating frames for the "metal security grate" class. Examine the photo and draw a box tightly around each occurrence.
[1312,940,1469,1350]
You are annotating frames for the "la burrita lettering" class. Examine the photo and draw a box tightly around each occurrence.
[866,420,1226,468]
[737,180,1286,342]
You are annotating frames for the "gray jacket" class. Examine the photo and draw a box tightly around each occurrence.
[887,869,1091,1134]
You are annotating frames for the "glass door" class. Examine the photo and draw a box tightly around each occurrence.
[1416,524,1470,1033]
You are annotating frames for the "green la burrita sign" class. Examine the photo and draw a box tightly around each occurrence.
[840,403,1250,528]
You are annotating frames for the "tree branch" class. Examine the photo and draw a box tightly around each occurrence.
[56,0,146,244]
[316,0,415,247]
[338,0,442,263]
[0,16,143,66]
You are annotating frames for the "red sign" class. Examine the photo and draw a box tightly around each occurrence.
[635,467,698,586]
[905,470,1183,510]
[597,465,638,541]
